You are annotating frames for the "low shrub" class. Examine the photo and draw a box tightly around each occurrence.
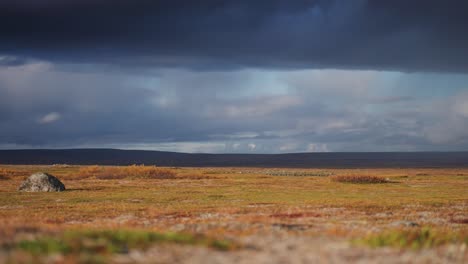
[450,218,468,224]
[266,170,333,177]
[330,175,389,184]
[77,165,176,180]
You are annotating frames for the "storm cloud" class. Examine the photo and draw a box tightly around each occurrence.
[1,0,468,72]
[0,1,467,152]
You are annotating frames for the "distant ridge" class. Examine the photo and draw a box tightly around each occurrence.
[1,149,468,168]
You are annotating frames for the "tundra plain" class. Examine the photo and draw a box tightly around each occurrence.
[0,165,467,263]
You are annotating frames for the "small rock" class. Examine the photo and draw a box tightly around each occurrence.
[18,172,65,192]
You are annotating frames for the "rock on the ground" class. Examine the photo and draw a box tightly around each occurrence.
[18,172,65,192]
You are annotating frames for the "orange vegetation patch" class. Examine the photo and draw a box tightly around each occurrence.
[269,212,322,219]
[330,175,389,184]
[76,165,176,180]
[450,218,468,224]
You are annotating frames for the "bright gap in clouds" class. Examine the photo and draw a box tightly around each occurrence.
[0,62,468,153]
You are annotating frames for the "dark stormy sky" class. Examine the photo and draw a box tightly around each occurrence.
[1,0,468,153]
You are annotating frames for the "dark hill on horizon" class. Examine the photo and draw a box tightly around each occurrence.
[0,149,468,168]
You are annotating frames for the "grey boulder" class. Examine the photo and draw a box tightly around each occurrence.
[18,172,66,192]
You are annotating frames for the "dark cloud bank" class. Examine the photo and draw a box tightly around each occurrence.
[1,1,468,152]
[1,0,468,72]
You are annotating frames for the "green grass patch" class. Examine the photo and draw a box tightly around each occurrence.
[18,238,71,255]
[12,229,237,256]
[354,227,467,250]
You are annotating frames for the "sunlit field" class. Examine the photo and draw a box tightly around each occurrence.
[0,165,467,263]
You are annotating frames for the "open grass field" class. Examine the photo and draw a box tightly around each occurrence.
[0,165,467,263]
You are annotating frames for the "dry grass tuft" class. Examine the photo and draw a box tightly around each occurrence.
[0,168,24,178]
[77,165,176,180]
[330,175,389,184]
[77,165,101,176]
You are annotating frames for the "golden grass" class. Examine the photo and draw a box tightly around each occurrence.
[0,165,466,261]
[0,168,23,179]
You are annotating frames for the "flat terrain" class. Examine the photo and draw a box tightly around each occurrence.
[1,149,468,168]
[0,165,467,263]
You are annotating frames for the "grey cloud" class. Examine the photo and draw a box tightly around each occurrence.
[367,96,415,104]
[0,55,29,66]
[1,61,468,152]
[422,92,468,145]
